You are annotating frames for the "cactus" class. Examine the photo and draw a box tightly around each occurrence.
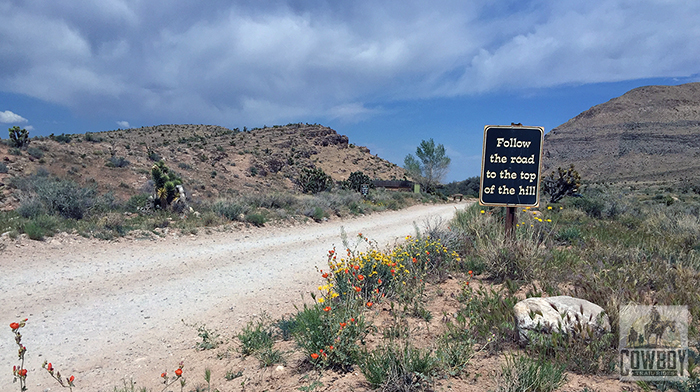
[296,167,333,194]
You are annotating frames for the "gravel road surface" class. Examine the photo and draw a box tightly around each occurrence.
[1,202,469,390]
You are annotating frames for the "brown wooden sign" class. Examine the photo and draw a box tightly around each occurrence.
[480,125,544,207]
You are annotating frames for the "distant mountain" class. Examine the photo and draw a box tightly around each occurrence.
[0,123,406,210]
[543,82,700,184]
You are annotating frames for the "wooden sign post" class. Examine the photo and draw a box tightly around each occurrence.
[480,125,544,242]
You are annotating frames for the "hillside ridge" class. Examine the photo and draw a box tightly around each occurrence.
[0,123,407,210]
[543,82,700,184]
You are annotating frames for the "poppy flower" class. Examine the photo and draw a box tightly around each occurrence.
[354,286,361,292]
[322,273,329,278]
[175,369,182,377]
[350,318,355,323]
[47,363,53,372]
[68,375,75,383]
[161,372,167,378]
[10,322,19,330]
[377,279,382,284]
[366,302,373,308]
[324,306,331,312]
[357,275,364,281]
[340,322,346,328]
[19,369,27,377]
[468,270,473,275]
[353,265,360,271]
[329,345,334,350]
[311,353,319,359]
[412,258,417,263]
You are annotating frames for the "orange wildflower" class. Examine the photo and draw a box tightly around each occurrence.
[324,306,331,312]
[311,353,319,359]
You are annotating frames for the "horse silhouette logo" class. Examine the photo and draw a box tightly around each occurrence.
[642,307,677,347]
[619,305,689,381]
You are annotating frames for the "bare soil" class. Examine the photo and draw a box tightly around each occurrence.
[1,202,640,391]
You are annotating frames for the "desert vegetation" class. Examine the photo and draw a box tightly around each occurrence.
[10,181,698,391]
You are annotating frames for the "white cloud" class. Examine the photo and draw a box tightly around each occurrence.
[0,110,28,123]
[0,1,698,125]
[116,120,130,128]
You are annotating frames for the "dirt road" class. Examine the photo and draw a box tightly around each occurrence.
[1,202,469,391]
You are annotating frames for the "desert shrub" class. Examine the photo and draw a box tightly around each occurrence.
[17,196,46,218]
[106,156,130,168]
[238,314,275,357]
[212,200,248,221]
[83,132,102,142]
[244,192,297,210]
[526,330,617,374]
[542,164,581,203]
[37,179,96,219]
[27,147,44,159]
[98,213,127,236]
[21,214,60,240]
[51,133,72,144]
[292,299,368,371]
[245,212,267,226]
[15,175,96,220]
[0,162,7,173]
[494,354,567,392]
[565,194,604,218]
[342,171,374,193]
[359,340,439,391]
[177,162,192,170]
[434,334,474,377]
[297,167,333,194]
[457,282,519,350]
[9,147,21,155]
[309,206,327,221]
[126,194,151,212]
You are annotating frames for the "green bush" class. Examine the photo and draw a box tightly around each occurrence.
[126,194,151,212]
[495,354,567,392]
[245,212,267,226]
[22,215,60,240]
[292,300,368,371]
[27,147,44,159]
[15,175,96,220]
[359,340,439,391]
[342,171,374,193]
[106,156,130,168]
[212,200,248,221]
[297,167,333,194]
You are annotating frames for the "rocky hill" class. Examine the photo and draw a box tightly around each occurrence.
[543,82,700,184]
[0,123,407,210]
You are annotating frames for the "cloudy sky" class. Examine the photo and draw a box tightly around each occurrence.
[1,0,699,181]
